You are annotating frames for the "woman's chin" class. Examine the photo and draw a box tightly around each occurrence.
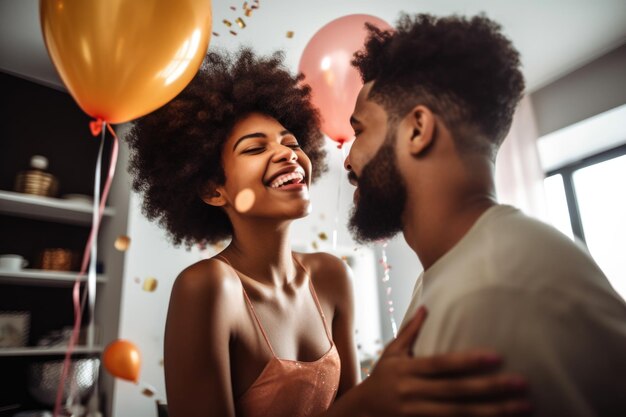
[284,201,313,220]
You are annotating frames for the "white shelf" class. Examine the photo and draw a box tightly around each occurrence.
[0,346,103,357]
[0,190,115,225]
[0,269,107,286]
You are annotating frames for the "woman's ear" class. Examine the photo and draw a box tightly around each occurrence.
[199,182,227,207]
[405,105,436,157]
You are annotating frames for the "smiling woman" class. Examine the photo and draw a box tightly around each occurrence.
[126,49,327,247]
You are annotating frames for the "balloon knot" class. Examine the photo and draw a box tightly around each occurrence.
[90,118,104,136]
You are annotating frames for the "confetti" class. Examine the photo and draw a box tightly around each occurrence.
[286,31,294,39]
[230,6,236,11]
[230,30,238,36]
[134,277,141,284]
[143,277,158,292]
[380,243,398,337]
[212,241,226,252]
[243,1,248,9]
[140,382,160,398]
[212,32,220,37]
[312,241,319,250]
[318,232,328,241]
[114,235,131,251]
[244,9,252,17]
[223,19,233,27]
[235,188,255,212]
[236,17,246,29]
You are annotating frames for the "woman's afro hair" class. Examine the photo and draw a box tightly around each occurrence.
[126,48,327,247]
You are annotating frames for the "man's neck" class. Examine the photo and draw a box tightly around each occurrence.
[403,195,497,271]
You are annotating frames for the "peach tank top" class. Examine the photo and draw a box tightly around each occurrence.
[216,255,341,417]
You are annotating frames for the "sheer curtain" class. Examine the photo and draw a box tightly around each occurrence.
[495,96,548,221]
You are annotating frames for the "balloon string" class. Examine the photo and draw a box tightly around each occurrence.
[332,145,346,249]
[53,122,119,417]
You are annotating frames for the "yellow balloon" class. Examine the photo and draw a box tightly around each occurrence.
[40,0,212,124]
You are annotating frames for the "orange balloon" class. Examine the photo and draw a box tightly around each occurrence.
[103,339,141,383]
[299,15,393,147]
[40,0,213,124]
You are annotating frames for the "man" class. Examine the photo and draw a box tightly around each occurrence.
[344,13,626,416]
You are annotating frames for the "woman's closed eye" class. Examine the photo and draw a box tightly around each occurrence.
[242,147,265,154]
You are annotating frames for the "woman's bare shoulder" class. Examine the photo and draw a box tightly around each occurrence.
[298,251,349,273]
[297,252,353,304]
[171,258,242,303]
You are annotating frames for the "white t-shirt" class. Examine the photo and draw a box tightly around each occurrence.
[401,205,626,416]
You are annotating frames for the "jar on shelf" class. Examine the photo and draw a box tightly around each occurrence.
[14,155,59,197]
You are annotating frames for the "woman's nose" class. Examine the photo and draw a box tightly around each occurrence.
[272,144,298,162]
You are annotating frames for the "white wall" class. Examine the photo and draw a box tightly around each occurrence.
[530,43,626,136]
[112,191,208,417]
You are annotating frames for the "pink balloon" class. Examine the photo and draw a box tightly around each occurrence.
[299,14,393,148]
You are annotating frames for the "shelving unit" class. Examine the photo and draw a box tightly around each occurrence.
[1,71,130,417]
[0,192,109,355]
[0,187,119,413]
[0,269,108,287]
[0,346,103,357]
[0,190,115,225]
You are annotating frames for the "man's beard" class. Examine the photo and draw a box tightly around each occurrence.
[348,130,407,244]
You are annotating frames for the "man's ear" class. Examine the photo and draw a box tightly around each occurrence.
[199,182,227,207]
[405,105,436,157]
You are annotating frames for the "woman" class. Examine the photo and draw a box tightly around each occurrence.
[126,49,531,417]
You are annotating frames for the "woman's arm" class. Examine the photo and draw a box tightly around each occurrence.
[164,260,238,417]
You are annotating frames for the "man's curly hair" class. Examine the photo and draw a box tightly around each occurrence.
[352,14,525,156]
[126,48,327,247]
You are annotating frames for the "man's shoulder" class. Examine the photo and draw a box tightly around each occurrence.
[484,205,575,252]
[479,206,605,286]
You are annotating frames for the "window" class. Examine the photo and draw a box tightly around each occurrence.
[544,145,626,298]
[543,174,574,240]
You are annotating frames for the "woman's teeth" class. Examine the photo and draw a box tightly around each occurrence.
[269,172,304,188]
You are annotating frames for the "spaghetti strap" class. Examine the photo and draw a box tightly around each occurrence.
[293,255,334,344]
[213,255,278,358]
